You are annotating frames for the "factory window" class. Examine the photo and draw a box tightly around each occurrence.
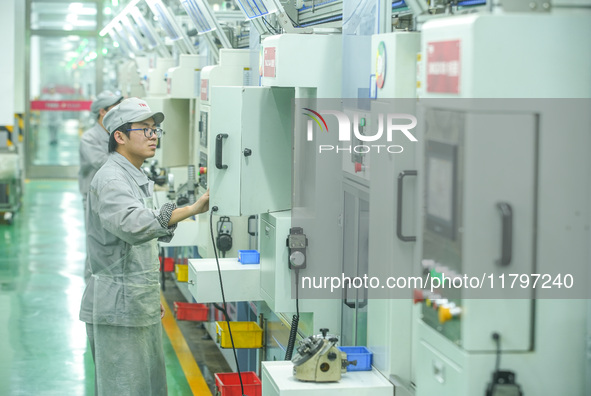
[31,2,98,31]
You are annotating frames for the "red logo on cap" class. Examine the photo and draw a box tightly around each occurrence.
[139,103,147,107]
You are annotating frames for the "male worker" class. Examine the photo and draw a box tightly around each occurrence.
[79,97,209,395]
[78,90,123,209]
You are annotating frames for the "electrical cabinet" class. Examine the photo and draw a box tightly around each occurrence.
[418,110,536,351]
[208,86,294,216]
[194,50,253,258]
[259,210,294,313]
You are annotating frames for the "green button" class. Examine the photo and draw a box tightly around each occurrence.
[430,268,442,280]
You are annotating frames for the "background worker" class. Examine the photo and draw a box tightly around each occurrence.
[78,90,123,283]
[79,97,209,395]
[79,90,123,207]
[42,84,61,145]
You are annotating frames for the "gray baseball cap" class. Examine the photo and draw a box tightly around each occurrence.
[90,90,123,118]
[103,97,165,134]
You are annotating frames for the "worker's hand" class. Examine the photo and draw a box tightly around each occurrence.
[192,189,209,215]
[168,190,210,226]
[160,302,165,320]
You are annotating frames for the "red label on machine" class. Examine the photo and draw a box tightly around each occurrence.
[263,47,276,78]
[30,100,92,111]
[426,40,461,94]
[200,79,209,101]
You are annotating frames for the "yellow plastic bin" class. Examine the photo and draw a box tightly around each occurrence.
[215,321,263,349]
[175,264,188,282]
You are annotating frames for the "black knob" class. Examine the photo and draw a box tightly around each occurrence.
[320,328,329,338]
[243,148,252,157]
[327,352,337,361]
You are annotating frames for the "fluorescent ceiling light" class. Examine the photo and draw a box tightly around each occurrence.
[69,3,83,12]
[99,0,141,36]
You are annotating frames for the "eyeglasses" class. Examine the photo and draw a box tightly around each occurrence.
[127,127,163,138]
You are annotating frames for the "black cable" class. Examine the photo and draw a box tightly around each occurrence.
[285,269,300,360]
[295,269,299,317]
[213,303,228,319]
[286,13,299,28]
[261,16,280,34]
[492,332,501,373]
[210,207,245,396]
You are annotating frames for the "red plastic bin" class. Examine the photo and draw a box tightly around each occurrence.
[159,257,175,272]
[174,302,208,321]
[215,371,261,396]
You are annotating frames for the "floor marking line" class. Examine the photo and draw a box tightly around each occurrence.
[161,294,212,396]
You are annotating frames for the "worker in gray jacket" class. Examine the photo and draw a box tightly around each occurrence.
[79,91,123,283]
[79,97,209,395]
[78,90,123,207]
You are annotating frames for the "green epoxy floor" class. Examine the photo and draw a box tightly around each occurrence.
[0,180,192,395]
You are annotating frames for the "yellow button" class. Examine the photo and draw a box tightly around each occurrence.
[438,307,453,324]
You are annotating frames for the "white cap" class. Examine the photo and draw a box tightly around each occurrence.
[103,97,165,134]
[90,90,123,118]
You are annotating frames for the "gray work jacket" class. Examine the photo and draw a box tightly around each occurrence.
[79,152,175,326]
[78,122,110,200]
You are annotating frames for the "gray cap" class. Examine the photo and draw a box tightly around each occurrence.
[90,90,124,118]
[103,97,165,134]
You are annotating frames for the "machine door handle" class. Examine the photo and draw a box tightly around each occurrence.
[496,202,513,266]
[215,133,228,170]
[357,298,368,309]
[344,287,367,309]
[248,215,257,236]
[343,286,356,309]
[397,170,417,242]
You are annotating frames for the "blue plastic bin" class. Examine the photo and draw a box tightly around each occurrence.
[238,250,260,264]
[338,346,372,371]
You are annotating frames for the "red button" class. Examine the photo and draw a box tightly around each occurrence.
[413,289,424,304]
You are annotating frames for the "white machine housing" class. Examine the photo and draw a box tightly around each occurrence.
[166,54,207,98]
[147,57,174,96]
[261,34,342,98]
